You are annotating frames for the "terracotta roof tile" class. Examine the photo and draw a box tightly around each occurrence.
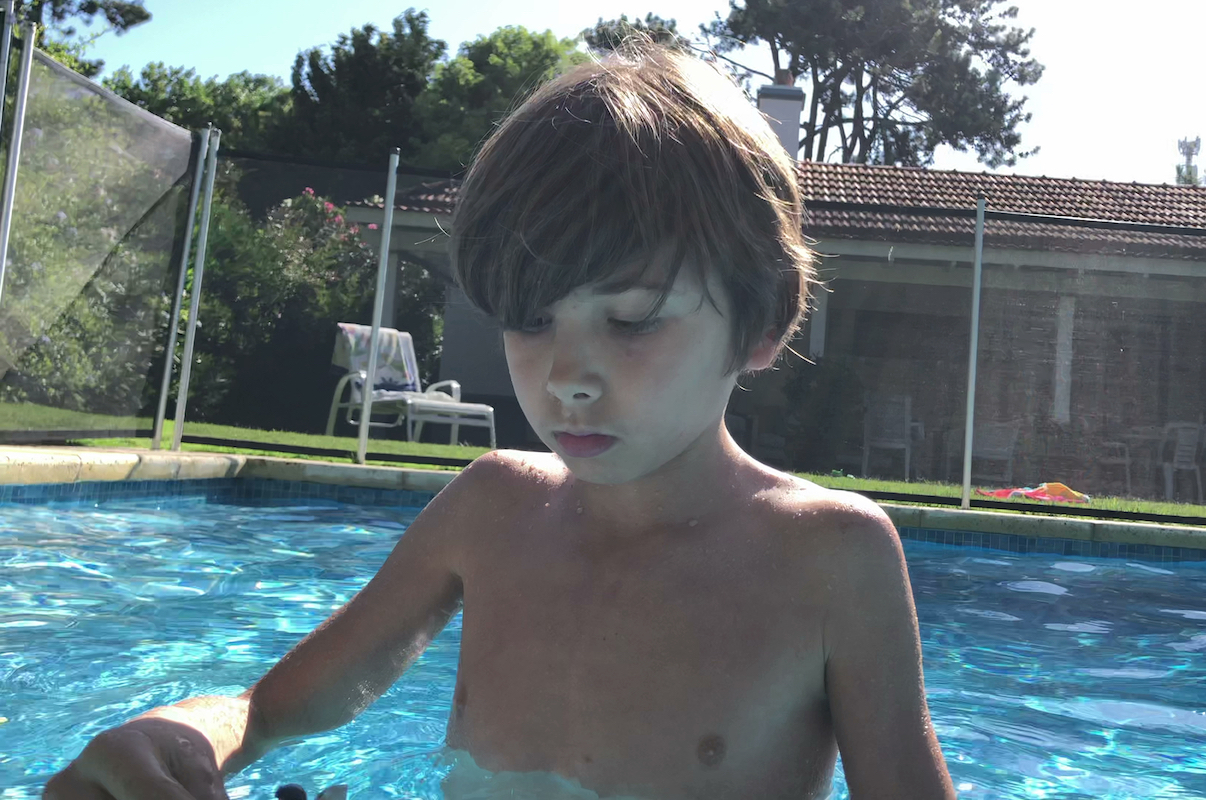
[798,162,1206,224]
[347,179,460,216]
[358,163,1206,260]
[799,163,1206,259]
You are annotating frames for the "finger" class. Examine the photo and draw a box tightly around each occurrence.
[77,729,206,800]
[43,769,114,800]
[170,747,230,800]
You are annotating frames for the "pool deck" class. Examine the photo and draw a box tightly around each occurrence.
[3,445,1206,552]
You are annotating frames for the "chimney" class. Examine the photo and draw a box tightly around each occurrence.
[757,72,804,161]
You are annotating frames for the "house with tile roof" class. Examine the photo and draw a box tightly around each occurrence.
[345,162,1206,498]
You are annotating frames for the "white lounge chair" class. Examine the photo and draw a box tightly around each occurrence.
[325,323,496,448]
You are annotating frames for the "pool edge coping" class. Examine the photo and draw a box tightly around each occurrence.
[4,445,1206,551]
[0,445,456,494]
[878,504,1206,551]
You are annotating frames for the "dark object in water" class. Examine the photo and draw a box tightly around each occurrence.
[275,784,349,800]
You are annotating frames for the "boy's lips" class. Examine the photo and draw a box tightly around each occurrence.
[553,431,617,458]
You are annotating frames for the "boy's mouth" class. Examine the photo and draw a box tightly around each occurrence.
[553,432,617,458]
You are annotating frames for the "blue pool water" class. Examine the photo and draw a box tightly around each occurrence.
[2,494,1206,798]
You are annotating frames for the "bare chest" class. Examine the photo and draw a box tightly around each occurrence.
[446,517,835,798]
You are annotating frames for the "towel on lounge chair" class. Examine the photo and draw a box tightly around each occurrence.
[333,322,420,396]
[975,482,1090,503]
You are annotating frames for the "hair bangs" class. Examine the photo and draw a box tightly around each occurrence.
[452,38,816,373]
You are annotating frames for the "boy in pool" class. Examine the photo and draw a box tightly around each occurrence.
[45,40,955,800]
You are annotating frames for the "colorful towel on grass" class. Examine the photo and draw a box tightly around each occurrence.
[975,482,1091,503]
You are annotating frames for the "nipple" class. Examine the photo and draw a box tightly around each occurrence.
[696,733,727,767]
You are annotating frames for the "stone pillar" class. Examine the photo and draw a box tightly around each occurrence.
[1054,295,1075,424]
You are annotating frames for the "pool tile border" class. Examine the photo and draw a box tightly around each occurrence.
[2,475,1205,562]
[881,503,1206,561]
[3,446,1206,561]
[0,476,438,509]
[895,525,1206,563]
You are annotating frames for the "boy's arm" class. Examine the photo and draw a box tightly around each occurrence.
[46,453,502,798]
[231,452,476,763]
[819,496,957,800]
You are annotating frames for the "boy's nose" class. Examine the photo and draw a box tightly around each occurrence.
[545,341,602,406]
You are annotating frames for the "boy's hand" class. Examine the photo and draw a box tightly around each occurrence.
[43,717,229,800]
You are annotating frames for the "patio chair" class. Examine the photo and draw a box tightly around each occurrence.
[325,323,496,448]
[1159,422,1203,502]
[943,419,1021,484]
[1099,440,1132,496]
[862,393,914,481]
[970,420,1021,484]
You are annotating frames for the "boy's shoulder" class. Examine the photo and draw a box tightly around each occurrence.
[756,471,901,562]
[448,448,567,505]
[462,448,567,484]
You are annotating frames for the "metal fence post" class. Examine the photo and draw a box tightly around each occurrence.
[357,148,400,465]
[0,0,17,141]
[171,127,221,451]
[961,197,986,509]
[0,23,36,309]
[152,128,210,449]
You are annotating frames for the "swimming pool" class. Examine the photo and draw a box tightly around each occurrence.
[2,483,1205,798]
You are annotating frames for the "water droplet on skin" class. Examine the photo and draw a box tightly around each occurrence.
[576,506,583,514]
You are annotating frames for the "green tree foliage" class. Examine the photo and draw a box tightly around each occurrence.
[705,0,1044,167]
[412,26,588,171]
[102,64,291,151]
[21,0,151,76]
[37,27,106,77]
[18,0,149,32]
[286,9,445,164]
[580,13,688,53]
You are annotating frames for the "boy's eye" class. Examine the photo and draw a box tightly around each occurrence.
[610,317,663,335]
[516,314,551,333]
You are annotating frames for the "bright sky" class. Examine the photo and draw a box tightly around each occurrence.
[78,0,1206,185]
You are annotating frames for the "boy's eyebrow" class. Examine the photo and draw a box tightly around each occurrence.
[590,278,681,296]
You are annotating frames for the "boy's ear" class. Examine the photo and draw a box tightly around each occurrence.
[743,329,780,373]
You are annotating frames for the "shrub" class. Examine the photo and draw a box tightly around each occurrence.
[183,179,444,433]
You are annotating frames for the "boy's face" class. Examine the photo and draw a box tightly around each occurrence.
[503,262,774,486]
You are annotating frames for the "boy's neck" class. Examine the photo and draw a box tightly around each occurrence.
[561,422,766,534]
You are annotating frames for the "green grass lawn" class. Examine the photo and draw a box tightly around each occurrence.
[4,401,1206,520]
[0,402,489,471]
[798,472,1206,520]
[0,402,143,431]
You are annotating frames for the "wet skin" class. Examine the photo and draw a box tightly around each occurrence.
[441,448,844,799]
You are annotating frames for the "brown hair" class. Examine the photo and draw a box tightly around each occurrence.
[450,37,815,373]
